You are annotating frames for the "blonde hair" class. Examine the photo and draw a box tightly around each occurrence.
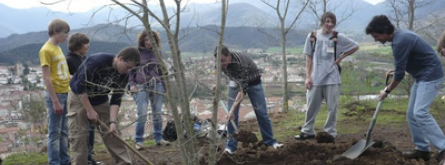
[48,19,70,36]
[137,30,161,49]
[437,30,445,53]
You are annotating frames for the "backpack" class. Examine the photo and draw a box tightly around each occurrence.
[310,30,342,74]
[163,115,203,142]
[163,120,177,142]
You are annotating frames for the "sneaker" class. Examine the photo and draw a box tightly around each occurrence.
[437,150,445,164]
[88,160,102,165]
[403,150,430,162]
[224,148,235,155]
[156,139,170,146]
[272,142,284,149]
[135,143,144,150]
[295,132,316,140]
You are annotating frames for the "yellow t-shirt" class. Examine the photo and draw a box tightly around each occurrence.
[39,41,70,93]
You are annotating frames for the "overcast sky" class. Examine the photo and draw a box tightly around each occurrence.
[0,0,385,13]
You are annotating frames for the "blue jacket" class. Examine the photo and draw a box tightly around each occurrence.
[392,29,444,82]
[70,53,129,106]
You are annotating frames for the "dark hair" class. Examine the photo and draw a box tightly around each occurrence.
[214,45,230,57]
[68,33,89,52]
[320,12,336,26]
[365,15,395,35]
[48,19,70,36]
[137,30,161,49]
[117,46,141,66]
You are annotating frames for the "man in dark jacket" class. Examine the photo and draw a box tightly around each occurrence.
[215,45,283,155]
[67,46,140,165]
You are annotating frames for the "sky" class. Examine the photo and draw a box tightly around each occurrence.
[0,0,386,13]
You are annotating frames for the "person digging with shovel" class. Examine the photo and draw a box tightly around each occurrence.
[67,47,140,165]
[214,45,283,155]
[366,15,445,164]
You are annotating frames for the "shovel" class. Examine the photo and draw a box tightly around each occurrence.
[220,100,239,133]
[97,119,154,165]
[342,75,390,159]
[341,100,383,159]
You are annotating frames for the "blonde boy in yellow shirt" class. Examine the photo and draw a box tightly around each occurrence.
[39,18,71,165]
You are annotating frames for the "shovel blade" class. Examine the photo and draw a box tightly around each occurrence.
[342,140,375,159]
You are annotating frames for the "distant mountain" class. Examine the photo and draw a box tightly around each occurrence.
[0,41,130,65]
[0,24,307,65]
[0,0,443,38]
[181,3,276,27]
[0,24,139,52]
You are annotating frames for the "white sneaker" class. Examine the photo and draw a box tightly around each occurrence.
[224,148,235,155]
[156,139,170,146]
[135,143,144,150]
[273,142,283,149]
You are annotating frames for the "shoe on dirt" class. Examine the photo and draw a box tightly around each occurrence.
[403,150,430,162]
[224,148,235,155]
[295,132,316,140]
[436,150,445,164]
[156,139,171,146]
[316,131,336,143]
[272,143,283,149]
[88,160,102,165]
[135,143,144,150]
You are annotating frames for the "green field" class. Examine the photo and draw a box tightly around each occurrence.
[266,43,393,55]
[266,46,304,54]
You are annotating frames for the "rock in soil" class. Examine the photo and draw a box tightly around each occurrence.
[316,131,335,143]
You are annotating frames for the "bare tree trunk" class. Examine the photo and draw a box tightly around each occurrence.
[210,1,228,164]
[263,0,308,113]
[408,0,415,30]
[110,0,198,164]
[158,1,198,164]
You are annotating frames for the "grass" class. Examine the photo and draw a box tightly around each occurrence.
[3,152,47,165]
[359,44,393,54]
[265,46,304,54]
[271,94,445,141]
[265,44,392,55]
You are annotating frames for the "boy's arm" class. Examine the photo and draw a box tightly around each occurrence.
[305,55,313,90]
[77,93,99,121]
[109,105,120,133]
[42,66,63,115]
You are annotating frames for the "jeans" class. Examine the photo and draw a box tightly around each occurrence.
[44,91,70,165]
[134,83,165,143]
[406,77,445,152]
[226,82,277,151]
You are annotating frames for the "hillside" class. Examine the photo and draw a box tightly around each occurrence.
[3,0,444,38]
[0,24,307,65]
[0,41,130,65]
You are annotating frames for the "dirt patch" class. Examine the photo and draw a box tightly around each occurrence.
[97,134,437,165]
[96,106,445,165]
[216,139,438,165]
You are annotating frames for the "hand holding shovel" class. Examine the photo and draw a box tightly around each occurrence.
[97,119,154,165]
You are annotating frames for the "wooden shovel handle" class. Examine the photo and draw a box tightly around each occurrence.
[97,119,154,165]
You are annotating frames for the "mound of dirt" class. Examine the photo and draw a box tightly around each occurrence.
[216,140,435,165]
[316,131,335,143]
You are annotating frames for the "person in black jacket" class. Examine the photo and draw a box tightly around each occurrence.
[215,45,283,155]
[66,33,101,165]
[67,47,140,165]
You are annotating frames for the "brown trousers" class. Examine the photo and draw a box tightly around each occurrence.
[67,91,131,165]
